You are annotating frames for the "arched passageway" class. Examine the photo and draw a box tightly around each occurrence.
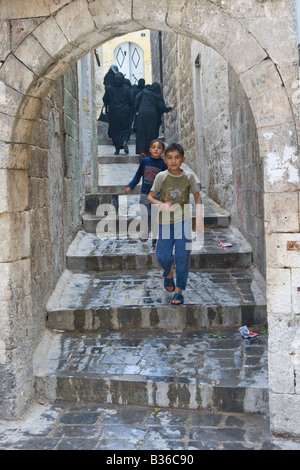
[0,0,299,436]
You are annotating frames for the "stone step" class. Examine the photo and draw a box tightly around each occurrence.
[34,328,269,413]
[82,213,230,233]
[66,227,252,273]
[98,144,139,163]
[98,162,201,194]
[83,193,231,231]
[98,154,141,164]
[97,121,136,146]
[45,266,266,332]
[98,136,136,146]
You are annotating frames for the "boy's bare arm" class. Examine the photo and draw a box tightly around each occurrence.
[148,191,173,212]
[147,190,159,206]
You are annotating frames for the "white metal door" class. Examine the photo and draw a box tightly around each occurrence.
[114,42,144,85]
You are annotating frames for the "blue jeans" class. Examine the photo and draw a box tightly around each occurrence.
[156,219,192,291]
[139,193,159,239]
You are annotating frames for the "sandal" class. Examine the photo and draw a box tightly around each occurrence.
[164,277,175,292]
[171,293,184,305]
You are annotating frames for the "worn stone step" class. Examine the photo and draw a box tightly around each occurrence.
[82,214,230,233]
[98,162,201,194]
[98,147,139,164]
[85,192,230,219]
[97,121,136,146]
[83,193,231,231]
[45,266,266,331]
[34,328,269,413]
[66,227,252,272]
[98,144,139,163]
[98,154,141,164]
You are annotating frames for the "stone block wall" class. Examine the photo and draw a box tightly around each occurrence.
[29,64,84,351]
[228,66,264,275]
[198,47,264,275]
[151,31,197,172]
[29,79,63,347]
[160,32,181,145]
[195,45,233,202]
[0,64,84,419]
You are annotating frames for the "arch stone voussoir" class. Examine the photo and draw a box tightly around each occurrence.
[55,0,97,47]
[0,55,34,97]
[249,84,294,129]
[132,0,172,32]
[224,33,267,75]
[88,0,144,42]
[89,0,133,29]
[32,16,74,60]
[169,0,220,41]
[14,35,52,77]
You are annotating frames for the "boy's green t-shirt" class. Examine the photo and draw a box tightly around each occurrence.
[151,169,199,224]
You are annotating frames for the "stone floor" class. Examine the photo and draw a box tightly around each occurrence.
[47,267,264,311]
[1,401,300,451]
[34,329,269,412]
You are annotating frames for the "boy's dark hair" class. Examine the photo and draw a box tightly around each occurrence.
[150,139,165,149]
[165,142,185,156]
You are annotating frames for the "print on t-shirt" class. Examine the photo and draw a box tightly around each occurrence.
[167,187,184,204]
[144,166,162,186]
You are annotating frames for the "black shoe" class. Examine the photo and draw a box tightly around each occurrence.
[124,142,129,154]
[114,148,120,155]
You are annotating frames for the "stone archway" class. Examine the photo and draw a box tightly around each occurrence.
[0,0,299,435]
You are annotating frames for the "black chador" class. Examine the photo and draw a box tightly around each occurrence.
[103,73,133,155]
[135,82,173,155]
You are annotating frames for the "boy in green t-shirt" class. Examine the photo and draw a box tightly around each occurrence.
[148,143,203,305]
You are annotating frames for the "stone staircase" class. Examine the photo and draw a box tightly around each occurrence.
[34,141,268,416]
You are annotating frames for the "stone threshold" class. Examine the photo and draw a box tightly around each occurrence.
[34,328,269,413]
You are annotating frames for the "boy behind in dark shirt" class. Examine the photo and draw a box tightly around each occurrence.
[125,139,167,247]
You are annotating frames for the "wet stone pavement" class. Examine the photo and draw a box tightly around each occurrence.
[2,328,299,452]
[34,329,269,408]
[1,401,300,451]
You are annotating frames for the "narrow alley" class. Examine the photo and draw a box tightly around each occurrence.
[0,0,299,451]
[0,142,299,451]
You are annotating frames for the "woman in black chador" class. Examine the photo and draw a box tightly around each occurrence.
[130,78,145,131]
[103,73,133,155]
[103,65,119,87]
[135,82,173,155]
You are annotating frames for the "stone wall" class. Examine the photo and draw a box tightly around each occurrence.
[29,79,63,351]
[160,32,181,145]
[151,31,197,172]
[29,64,83,357]
[228,66,264,275]
[0,63,88,419]
[194,45,232,200]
